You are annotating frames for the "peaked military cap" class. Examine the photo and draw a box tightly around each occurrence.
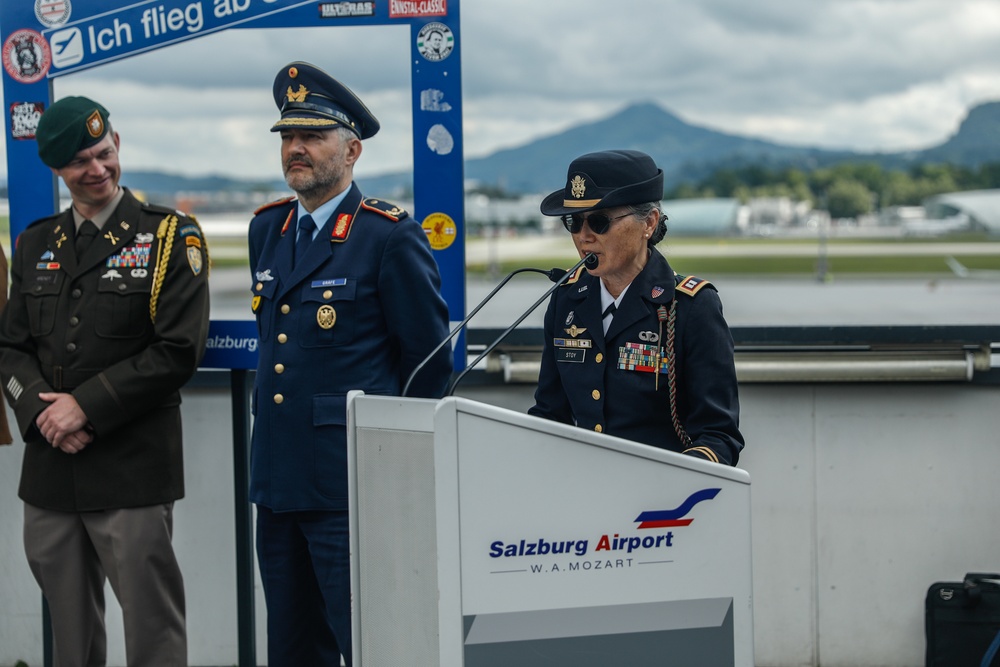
[36,96,111,169]
[271,61,380,139]
[540,149,664,216]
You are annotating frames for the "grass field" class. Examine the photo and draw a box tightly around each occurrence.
[5,214,1000,276]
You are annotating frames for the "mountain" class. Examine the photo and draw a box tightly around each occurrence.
[917,101,1000,166]
[361,101,1000,197]
[103,100,1000,201]
[466,102,862,192]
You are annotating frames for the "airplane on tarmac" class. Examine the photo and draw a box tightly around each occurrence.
[945,256,1000,279]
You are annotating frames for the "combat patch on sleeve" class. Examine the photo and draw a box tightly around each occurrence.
[361,198,408,222]
[675,274,713,297]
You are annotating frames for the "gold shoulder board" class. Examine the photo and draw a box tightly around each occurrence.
[361,198,408,222]
[254,196,296,215]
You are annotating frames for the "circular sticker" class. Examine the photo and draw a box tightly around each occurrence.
[317,304,337,330]
[417,22,454,62]
[3,30,52,84]
[422,213,458,251]
[426,124,454,156]
[36,0,72,28]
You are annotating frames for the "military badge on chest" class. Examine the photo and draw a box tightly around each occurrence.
[317,304,337,330]
[554,309,591,363]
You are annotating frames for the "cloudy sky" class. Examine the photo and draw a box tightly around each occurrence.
[4,0,1000,182]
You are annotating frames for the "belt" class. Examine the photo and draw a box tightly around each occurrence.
[44,365,98,391]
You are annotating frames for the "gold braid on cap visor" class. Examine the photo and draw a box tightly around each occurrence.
[562,199,602,208]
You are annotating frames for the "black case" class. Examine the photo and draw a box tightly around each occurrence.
[926,572,1000,667]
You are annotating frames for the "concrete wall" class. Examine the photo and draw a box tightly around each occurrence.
[2,379,999,666]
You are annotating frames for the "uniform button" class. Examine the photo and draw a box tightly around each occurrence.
[594,424,604,433]
[280,304,290,314]
[274,364,285,374]
[595,353,604,363]
[34,285,43,293]
[69,316,80,326]
[118,283,127,291]
[592,389,601,400]
[323,290,333,300]
[66,343,77,353]
[273,394,284,404]
[256,282,263,291]
[71,289,82,298]
[278,333,288,343]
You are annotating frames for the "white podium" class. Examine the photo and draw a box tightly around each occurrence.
[347,393,753,666]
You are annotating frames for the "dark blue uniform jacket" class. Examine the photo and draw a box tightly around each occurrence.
[248,184,452,511]
[529,249,744,465]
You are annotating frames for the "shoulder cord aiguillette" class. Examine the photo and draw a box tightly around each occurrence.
[149,215,178,324]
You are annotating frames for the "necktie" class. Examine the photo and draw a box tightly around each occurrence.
[602,302,616,334]
[294,214,316,266]
[76,219,99,260]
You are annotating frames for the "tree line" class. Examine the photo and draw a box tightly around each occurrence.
[666,162,1000,219]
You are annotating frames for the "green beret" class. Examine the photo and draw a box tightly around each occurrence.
[36,96,111,169]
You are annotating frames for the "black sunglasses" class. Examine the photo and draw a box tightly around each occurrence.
[561,210,633,234]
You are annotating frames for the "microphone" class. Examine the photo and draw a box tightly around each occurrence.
[445,252,597,396]
[401,254,595,397]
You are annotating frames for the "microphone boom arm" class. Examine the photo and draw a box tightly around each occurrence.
[401,266,556,397]
[445,252,596,396]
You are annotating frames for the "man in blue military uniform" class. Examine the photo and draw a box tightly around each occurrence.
[529,150,744,466]
[247,62,452,666]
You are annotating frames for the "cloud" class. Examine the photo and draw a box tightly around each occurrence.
[4,0,1000,181]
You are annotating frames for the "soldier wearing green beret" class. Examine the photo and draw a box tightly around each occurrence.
[0,96,211,666]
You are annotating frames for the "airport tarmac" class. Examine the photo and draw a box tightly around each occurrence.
[209,265,1000,329]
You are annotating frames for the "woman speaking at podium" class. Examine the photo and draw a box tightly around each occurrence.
[528,150,745,465]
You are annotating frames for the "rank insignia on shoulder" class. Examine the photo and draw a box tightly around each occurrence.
[563,265,586,285]
[361,198,408,222]
[676,275,712,296]
[254,196,296,216]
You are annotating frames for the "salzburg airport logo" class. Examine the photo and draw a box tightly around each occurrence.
[487,487,721,566]
[634,488,721,529]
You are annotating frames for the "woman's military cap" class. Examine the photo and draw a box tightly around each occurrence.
[540,149,664,216]
[36,96,111,169]
[271,61,380,139]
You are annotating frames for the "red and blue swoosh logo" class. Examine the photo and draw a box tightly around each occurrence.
[634,488,721,529]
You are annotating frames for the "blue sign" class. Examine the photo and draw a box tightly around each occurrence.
[201,320,259,369]
[43,0,314,77]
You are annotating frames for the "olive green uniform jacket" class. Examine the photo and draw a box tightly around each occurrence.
[0,189,210,511]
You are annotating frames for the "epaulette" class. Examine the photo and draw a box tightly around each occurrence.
[141,200,183,216]
[563,265,587,285]
[26,212,60,230]
[253,196,296,216]
[361,198,408,222]
[675,274,713,297]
